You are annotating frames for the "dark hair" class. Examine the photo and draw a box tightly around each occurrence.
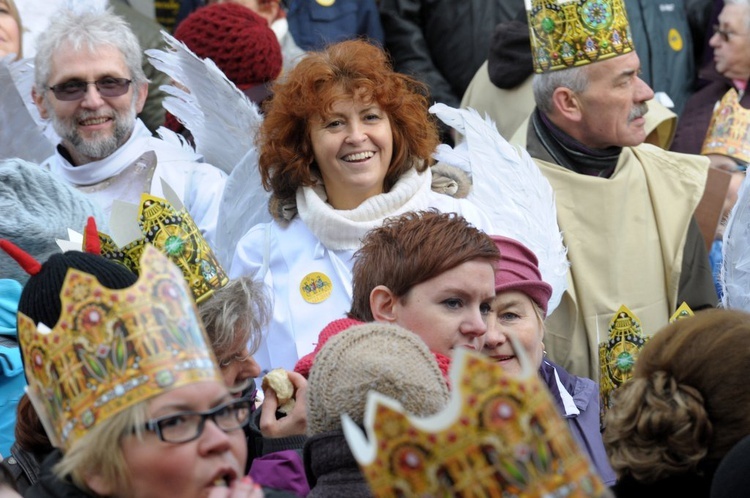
[349,210,499,322]
[258,39,440,202]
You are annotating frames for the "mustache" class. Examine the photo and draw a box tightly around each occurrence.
[628,103,649,122]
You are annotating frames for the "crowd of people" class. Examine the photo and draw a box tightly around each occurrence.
[1,0,750,496]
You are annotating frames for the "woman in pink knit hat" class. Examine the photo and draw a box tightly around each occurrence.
[485,235,616,487]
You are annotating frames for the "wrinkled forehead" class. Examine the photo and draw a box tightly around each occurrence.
[47,42,130,84]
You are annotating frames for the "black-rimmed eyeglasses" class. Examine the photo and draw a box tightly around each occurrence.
[48,77,132,101]
[143,399,252,444]
[714,24,741,43]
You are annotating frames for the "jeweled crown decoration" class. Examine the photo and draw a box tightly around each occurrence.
[343,349,607,497]
[701,89,750,165]
[18,246,223,450]
[669,302,694,322]
[599,305,649,422]
[526,0,634,73]
[96,190,228,304]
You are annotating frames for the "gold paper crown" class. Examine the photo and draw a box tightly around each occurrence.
[526,0,634,73]
[18,245,223,450]
[343,347,607,497]
[670,302,694,322]
[599,305,649,421]
[94,185,228,304]
[701,89,750,165]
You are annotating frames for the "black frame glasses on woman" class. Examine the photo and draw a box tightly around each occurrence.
[143,398,252,444]
[48,77,132,101]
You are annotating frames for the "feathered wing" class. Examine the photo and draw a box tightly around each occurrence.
[0,56,55,162]
[430,103,569,314]
[721,174,750,311]
[145,32,271,269]
[145,32,263,175]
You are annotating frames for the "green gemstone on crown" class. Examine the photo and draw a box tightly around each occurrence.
[541,17,555,33]
[164,235,185,256]
[616,351,634,372]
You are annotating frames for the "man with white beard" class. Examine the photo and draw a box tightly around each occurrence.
[31,8,225,245]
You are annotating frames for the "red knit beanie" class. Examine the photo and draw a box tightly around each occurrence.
[174,2,282,90]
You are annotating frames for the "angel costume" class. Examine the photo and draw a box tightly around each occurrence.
[230,167,493,375]
[524,109,717,380]
[41,119,226,246]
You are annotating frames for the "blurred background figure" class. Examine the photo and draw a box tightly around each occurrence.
[285,0,383,51]
[604,309,750,497]
[0,0,21,59]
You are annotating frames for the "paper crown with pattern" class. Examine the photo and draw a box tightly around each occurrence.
[18,245,223,450]
[90,182,227,304]
[701,89,750,165]
[526,0,634,73]
[342,345,607,497]
[670,302,694,322]
[599,305,649,421]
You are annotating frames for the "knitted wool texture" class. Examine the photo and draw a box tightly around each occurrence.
[174,2,282,90]
[306,323,450,436]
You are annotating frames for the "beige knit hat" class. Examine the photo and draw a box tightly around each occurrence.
[306,323,450,436]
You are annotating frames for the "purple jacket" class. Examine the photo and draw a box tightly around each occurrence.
[539,359,617,486]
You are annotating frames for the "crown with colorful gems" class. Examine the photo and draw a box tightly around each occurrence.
[91,182,228,304]
[18,245,223,450]
[343,345,607,497]
[701,89,750,165]
[599,305,649,422]
[525,0,634,73]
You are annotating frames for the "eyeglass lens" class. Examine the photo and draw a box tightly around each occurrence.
[714,24,732,42]
[50,77,132,101]
[150,400,251,443]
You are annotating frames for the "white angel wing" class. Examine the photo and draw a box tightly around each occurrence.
[721,174,750,310]
[430,103,569,314]
[145,32,263,175]
[0,56,56,162]
[146,32,271,269]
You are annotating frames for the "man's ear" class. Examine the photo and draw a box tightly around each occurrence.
[369,285,399,323]
[134,81,148,114]
[32,86,49,120]
[551,86,583,123]
[84,472,113,497]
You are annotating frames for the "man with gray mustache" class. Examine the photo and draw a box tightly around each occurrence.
[31,7,226,247]
[515,0,717,380]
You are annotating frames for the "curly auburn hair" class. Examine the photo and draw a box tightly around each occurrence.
[603,308,750,483]
[258,39,440,202]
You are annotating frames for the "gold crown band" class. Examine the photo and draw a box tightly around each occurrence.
[701,89,750,165]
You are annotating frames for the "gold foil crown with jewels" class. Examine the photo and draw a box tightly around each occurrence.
[93,181,228,304]
[18,245,223,450]
[701,88,750,165]
[599,304,649,422]
[343,345,607,497]
[526,0,634,73]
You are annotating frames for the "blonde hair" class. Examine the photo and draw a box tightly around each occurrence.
[2,0,23,59]
[55,401,148,494]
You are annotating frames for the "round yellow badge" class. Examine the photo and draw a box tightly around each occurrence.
[316,0,335,6]
[668,28,683,52]
[300,272,333,304]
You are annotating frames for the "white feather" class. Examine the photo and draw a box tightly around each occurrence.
[146,32,271,268]
[145,32,263,175]
[0,56,55,162]
[430,103,569,314]
[721,174,750,311]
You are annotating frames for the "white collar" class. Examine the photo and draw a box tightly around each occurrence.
[553,367,581,417]
[296,168,433,251]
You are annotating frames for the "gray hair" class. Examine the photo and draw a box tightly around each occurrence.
[34,8,147,93]
[197,277,271,361]
[532,65,590,114]
[724,0,750,30]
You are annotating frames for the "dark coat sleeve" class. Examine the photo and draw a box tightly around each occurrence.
[678,216,719,310]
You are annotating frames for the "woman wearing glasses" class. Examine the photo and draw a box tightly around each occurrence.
[1,244,264,498]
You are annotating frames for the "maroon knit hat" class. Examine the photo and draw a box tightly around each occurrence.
[491,235,553,316]
[174,2,282,90]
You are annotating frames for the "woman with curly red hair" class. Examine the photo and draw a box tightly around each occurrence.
[230,39,491,377]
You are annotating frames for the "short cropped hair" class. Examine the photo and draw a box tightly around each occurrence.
[604,309,750,483]
[258,39,440,202]
[532,65,590,114]
[349,210,499,322]
[34,8,147,94]
[197,276,271,362]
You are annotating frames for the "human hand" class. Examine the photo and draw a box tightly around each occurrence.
[208,476,264,498]
[259,370,308,438]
